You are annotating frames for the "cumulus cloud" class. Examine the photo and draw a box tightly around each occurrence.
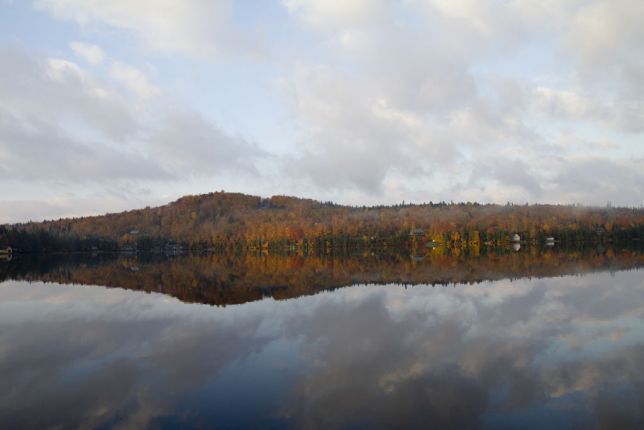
[277,0,644,204]
[279,1,518,194]
[282,0,390,30]
[1,0,642,218]
[69,41,105,65]
[0,109,168,182]
[564,0,644,95]
[0,46,137,140]
[34,0,257,58]
[0,45,266,217]
[108,60,161,99]
[281,65,426,193]
[551,157,644,205]
[147,109,265,174]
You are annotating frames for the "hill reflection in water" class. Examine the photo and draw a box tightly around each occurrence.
[2,246,644,428]
[2,245,643,306]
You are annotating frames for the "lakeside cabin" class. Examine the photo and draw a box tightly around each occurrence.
[511,233,521,243]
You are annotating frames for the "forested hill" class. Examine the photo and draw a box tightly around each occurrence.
[1,191,644,252]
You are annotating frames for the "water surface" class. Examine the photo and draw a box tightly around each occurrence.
[1,248,644,429]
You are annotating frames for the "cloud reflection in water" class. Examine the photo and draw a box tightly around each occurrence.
[1,269,644,429]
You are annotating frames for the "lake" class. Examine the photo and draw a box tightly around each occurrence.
[1,247,644,429]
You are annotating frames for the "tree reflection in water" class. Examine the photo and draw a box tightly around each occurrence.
[1,245,643,306]
[0,246,644,429]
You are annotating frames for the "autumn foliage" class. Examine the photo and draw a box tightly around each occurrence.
[2,191,644,252]
[3,245,643,306]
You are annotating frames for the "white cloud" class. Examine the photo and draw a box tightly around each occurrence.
[35,0,244,57]
[0,46,267,210]
[565,0,644,71]
[1,0,643,219]
[277,0,644,204]
[0,107,169,182]
[282,0,388,29]
[0,46,137,140]
[146,109,264,174]
[69,41,105,65]
[531,86,644,133]
[551,157,644,205]
[108,61,161,99]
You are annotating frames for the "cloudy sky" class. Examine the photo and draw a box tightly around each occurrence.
[1,0,643,222]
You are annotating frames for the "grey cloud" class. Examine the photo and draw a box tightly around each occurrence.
[552,158,644,205]
[365,33,478,114]
[280,3,540,196]
[0,45,267,198]
[283,65,538,196]
[283,66,422,193]
[147,109,265,175]
[469,156,545,199]
[35,0,264,59]
[0,109,169,182]
[280,0,644,203]
[0,46,137,141]
[531,87,644,134]
[564,0,644,98]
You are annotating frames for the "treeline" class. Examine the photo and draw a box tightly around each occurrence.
[3,245,643,306]
[0,225,117,253]
[2,191,644,252]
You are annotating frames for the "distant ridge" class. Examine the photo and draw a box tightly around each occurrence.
[1,191,643,253]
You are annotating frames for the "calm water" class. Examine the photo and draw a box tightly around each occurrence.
[1,249,644,429]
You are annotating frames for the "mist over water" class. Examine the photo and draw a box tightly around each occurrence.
[1,248,644,429]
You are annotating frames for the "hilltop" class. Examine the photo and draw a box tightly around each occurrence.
[1,191,643,253]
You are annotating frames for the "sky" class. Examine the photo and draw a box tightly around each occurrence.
[0,0,643,223]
